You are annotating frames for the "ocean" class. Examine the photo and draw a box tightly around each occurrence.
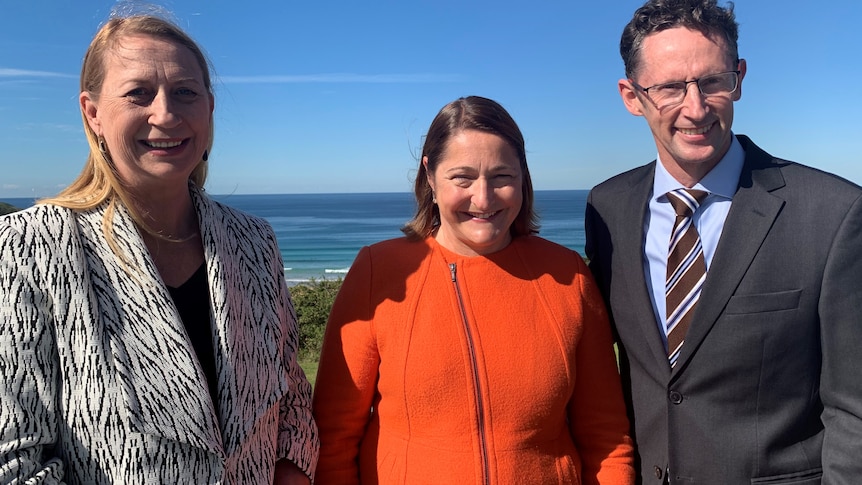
[1,190,588,284]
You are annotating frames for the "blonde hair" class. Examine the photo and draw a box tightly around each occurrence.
[41,11,214,261]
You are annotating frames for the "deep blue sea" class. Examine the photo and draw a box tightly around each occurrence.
[1,190,588,284]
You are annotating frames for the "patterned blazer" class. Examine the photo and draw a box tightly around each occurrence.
[0,188,319,484]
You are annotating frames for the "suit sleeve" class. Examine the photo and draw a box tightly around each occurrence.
[312,246,378,485]
[819,192,862,482]
[568,256,636,485]
[270,229,320,480]
[0,220,66,484]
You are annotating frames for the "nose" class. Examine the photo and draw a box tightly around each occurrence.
[149,91,182,128]
[472,178,495,209]
[679,82,708,117]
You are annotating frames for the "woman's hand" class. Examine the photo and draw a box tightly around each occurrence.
[273,459,310,485]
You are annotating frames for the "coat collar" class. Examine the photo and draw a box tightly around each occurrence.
[615,136,787,378]
[77,193,224,456]
[78,186,289,458]
[614,163,676,376]
[671,135,786,376]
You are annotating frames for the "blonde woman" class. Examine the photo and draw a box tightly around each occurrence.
[0,10,317,484]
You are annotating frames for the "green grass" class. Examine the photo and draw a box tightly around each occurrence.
[299,358,318,389]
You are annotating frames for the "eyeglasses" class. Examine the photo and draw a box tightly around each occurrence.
[631,70,740,110]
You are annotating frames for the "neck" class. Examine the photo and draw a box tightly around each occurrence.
[128,183,199,239]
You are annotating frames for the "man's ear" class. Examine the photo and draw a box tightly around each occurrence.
[619,78,645,116]
[732,59,747,102]
[80,91,101,135]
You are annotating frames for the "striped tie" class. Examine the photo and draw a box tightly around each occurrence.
[666,188,708,367]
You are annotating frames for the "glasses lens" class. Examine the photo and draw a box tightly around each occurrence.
[699,72,738,95]
[651,82,686,107]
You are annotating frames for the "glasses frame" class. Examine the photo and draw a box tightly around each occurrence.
[630,70,741,109]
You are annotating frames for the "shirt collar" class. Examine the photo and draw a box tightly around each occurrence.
[653,133,745,201]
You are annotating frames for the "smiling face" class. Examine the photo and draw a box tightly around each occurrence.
[80,34,214,193]
[426,129,523,256]
[619,27,746,185]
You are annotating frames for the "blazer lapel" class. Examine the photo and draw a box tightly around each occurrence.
[616,164,674,374]
[78,203,224,456]
[195,191,289,457]
[672,136,786,374]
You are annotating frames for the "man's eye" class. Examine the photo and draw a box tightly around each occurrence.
[655,83,684,94]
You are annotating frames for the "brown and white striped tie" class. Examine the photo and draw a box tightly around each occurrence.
[666,189,708,367]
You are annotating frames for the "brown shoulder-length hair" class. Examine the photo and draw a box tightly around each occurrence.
[401,96,539,240]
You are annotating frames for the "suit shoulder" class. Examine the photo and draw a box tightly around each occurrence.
[739,134,861,198]
[590,162,655,196]
[0,203,73,235]
[778,161,862,196]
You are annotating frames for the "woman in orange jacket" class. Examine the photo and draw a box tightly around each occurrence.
[312,96,634,484]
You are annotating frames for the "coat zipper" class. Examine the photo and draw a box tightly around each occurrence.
[449,262,490,485]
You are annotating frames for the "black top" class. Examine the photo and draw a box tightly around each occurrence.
[167,263,218,411]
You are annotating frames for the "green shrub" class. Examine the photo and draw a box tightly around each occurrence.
[290,278,342,362]
[0,202,20,215]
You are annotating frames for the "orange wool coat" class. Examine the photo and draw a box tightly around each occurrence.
[312,236,634,484]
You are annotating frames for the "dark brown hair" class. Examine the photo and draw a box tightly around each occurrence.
[621,0,739,78]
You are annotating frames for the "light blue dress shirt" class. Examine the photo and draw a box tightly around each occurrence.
[643,135,745,347]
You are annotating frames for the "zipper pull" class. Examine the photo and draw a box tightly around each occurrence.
[449,262,457,282]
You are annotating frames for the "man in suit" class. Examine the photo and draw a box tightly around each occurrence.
[585,0,862,483]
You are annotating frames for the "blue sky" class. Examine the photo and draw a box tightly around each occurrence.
[1,1,860,197]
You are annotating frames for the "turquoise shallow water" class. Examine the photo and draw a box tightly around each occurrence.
[1,190,588,284]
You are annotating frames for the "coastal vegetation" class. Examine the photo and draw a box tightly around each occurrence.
[0,202,20,215]
[291,278,342,385]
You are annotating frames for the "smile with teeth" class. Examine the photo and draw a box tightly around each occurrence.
[469,210,499,219]
[677,124,711,136]
[144,140,183,148]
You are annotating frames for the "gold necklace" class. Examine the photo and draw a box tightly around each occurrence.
[165,231,199,243]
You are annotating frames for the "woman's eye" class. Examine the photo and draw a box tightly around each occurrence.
[125,88,148,97]
[176,87,199,98]
[125,89,153,104]
[451,175,473,186]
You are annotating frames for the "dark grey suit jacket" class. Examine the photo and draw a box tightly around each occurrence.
[585,135,862,484]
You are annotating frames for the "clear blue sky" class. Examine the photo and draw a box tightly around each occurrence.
[1,1,860,197]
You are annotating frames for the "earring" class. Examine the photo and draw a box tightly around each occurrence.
[431,192,437,204]
[98,137,108,154]
[202,149,209,162]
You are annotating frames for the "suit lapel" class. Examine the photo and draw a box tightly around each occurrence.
[195,190,289,457]
[616,164,675,373]
[672,136,786,374]
[78,203,224,455]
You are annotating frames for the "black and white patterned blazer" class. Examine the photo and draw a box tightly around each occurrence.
[0,187,319,484]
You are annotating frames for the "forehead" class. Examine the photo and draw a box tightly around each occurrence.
[637,27,732,81]
[436,130,521,169]
[104,34,204,81]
